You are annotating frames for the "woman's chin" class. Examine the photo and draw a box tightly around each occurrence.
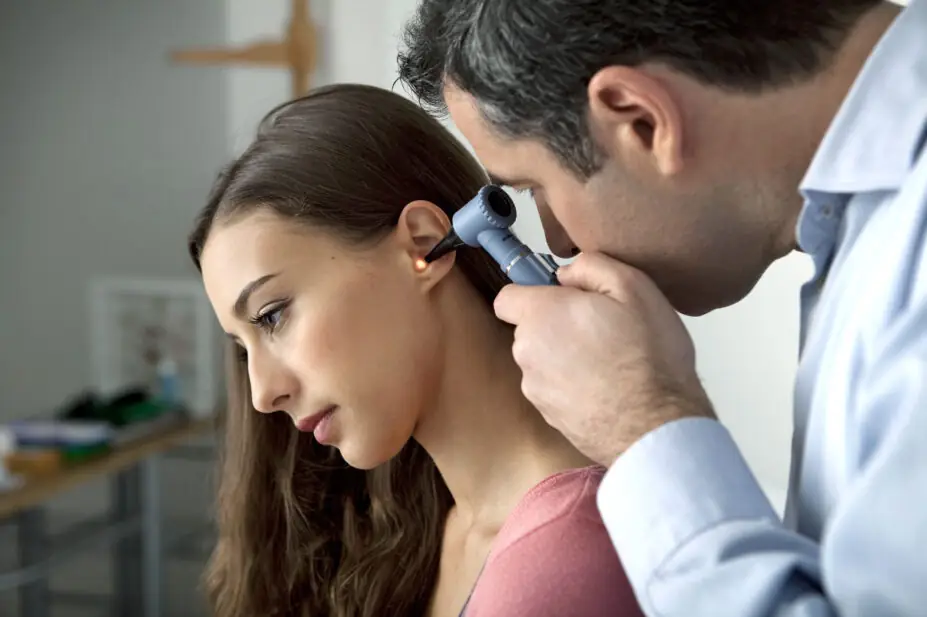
[337,440,404,471]
[336,445,378,470]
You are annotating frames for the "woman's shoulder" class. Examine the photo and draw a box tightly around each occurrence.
[465,466,644,617]
[494,465,609,545]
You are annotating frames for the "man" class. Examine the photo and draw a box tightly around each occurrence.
[397,1,926,615]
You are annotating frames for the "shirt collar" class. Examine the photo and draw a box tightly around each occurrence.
[800,0,927,199]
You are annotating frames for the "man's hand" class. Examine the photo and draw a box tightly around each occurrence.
[494,252,715,466]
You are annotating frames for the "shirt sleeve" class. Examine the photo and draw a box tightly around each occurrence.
[596,294,927,616]
[465,502,644,617]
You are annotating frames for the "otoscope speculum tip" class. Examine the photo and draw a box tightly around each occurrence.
[423,229,463,263]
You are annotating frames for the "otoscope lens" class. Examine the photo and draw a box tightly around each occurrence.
[486,187,513,217]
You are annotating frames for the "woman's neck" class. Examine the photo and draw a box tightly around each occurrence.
[412,280,593,528]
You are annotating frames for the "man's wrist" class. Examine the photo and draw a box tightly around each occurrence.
[601,383,715,466]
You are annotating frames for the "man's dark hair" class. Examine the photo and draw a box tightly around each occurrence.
[397,0,881,178]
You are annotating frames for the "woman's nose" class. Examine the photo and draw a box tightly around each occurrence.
[248,353,297,414]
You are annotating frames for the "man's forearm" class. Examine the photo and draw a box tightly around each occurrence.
[597,416,927,617]
[598,418,828,617]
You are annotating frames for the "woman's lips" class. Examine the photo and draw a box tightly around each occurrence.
[296,405,338,444]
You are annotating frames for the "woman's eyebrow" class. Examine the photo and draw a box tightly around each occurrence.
[233,273,279,318]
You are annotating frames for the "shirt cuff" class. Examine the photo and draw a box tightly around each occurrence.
[597,417,779,590]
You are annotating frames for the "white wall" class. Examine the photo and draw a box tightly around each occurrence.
[0,1,227,613]
[0,0,228,423]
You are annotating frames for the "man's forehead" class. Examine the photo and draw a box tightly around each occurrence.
[443,84,538,184]
[443,85,498,150]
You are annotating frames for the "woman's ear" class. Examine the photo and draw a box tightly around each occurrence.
[394,200,457,289]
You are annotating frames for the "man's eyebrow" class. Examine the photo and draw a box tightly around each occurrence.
[487,172,524,188]
[233,273,278,319]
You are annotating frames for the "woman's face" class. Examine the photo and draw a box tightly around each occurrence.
[200,207,451,469]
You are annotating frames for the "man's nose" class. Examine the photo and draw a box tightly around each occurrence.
[536,196,577,258]
[247,351,297,414]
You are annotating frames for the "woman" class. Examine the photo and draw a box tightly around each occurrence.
[190,83,642,617]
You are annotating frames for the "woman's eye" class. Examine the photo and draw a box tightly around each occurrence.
[249,302,287,334]
[261,308,283,328]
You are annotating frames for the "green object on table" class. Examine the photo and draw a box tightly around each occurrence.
[61,442,112,464]
[115,400,173,426]
[58,390,175,424]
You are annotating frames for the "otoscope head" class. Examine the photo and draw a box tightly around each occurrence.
[422,184,560,286]
[423,185,516,263]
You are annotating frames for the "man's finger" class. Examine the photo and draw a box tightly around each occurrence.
[493,284,532,325]
[557,252,649,302]
[493,283,566,325]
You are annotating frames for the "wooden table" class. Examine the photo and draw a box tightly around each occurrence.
[0,417,214,617]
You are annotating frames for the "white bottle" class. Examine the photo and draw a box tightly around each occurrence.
[0,427,16,489]
[157,356,180,407]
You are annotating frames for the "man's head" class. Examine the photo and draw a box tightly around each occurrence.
[397,0,885,314]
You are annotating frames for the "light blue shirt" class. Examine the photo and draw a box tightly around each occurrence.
[597,2,927,615]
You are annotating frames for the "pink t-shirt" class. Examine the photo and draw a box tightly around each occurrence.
[464,466,644,617]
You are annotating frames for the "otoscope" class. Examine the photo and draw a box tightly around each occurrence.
[423,185,560,286]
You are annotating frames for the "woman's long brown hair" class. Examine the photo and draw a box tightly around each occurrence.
[188,84,510,617]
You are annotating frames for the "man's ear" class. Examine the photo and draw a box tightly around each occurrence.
[394,200,457,289]
[586,66,685,177]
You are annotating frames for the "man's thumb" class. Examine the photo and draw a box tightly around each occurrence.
[556,252,643,303]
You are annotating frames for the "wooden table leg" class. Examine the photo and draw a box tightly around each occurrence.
[16,507,50,617]
[139,455,163,617]
[111,457,163,617]
[112,465,142,617]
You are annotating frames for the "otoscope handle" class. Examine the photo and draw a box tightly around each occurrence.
[508,251,561,286]
[478,229,560,286]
